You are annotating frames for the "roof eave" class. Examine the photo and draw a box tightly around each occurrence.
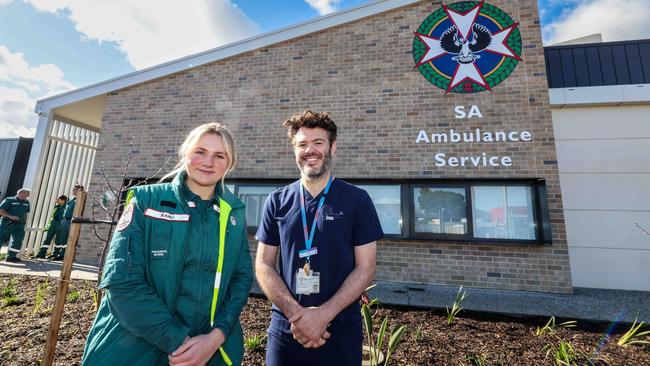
[35,0,421,112]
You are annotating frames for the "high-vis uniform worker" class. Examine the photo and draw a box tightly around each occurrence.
[83,123,253,366]
[52,185,83,260]
[0,188,31,262]
[36,195,67,259]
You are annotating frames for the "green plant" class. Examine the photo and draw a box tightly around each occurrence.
[67,289,81,303]
[446,286,467,325]
[243,334,266,352]
[360,284,407,366]
[3,295,21,307]
[466,353,488,366]
[617,315,650,347]
[0,253,6,261]
[33,278,49,314]
[536,316,578,336]
[414,324,424,342]
[543,340,580,366]
[83,280,99,310]
[1,277,17,298]
[542,340,601,366]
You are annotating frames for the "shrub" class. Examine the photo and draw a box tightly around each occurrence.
[33,278,49,314]
[67,290,81,303]
[617,315,650,347]
[447,286,467,326]
[243,334,266,352]
[361,284,407,366]
[535,316,577,336]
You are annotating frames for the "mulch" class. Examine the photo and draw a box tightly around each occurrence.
[1,274,648,365]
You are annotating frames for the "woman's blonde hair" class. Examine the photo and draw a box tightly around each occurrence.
[161,123,237,186]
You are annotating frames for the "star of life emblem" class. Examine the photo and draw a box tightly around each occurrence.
[413,1,523,93]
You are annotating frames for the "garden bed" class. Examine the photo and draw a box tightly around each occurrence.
[1,274,648,365]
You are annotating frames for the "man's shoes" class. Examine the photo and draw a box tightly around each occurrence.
[5,257,21,263]
[52,256,64,261]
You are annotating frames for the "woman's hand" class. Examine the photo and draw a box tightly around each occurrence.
[168,328,225,366]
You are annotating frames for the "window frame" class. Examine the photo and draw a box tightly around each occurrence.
[196,177,552,245]
[409,183,473,241]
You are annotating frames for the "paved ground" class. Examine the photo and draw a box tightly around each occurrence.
[2,254,648,325]
[0,257,98,281]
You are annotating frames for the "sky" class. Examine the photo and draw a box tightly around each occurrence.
[1,0,649,138]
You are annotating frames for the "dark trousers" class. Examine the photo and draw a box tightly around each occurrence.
[265,315,362,366]
[0,222,25,258]
[52,220,70,258]
[36,226,59,257]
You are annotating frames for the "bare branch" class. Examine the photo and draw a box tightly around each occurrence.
[144,156,173,182]
[89,196,107,243]
[99,162,117,197]
[635,222,650,236]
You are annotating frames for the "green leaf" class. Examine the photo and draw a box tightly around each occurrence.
[384,325,408,365]
[377,317,388,353]
[362,304,373,342]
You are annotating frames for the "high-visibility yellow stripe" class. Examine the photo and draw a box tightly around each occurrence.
[210,198,233,366]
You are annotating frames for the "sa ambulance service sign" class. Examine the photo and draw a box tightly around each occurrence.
[413,1,522,94]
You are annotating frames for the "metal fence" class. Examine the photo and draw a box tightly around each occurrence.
[23,118,99,255]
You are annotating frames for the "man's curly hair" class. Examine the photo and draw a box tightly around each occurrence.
[283,110,337,144]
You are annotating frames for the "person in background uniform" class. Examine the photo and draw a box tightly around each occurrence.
[35,195,68,259]
[255,111,383,366]
[82,123,253,366]
[52,184,83,260]
[0,188,31,263]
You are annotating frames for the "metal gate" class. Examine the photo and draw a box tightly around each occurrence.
[23,118,99,255]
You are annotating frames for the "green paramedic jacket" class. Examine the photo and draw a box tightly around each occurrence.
[82,173,253,365]
[44,204,63,231]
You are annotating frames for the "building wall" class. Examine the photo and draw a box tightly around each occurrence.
[79,0,572,293]
[553,105,650,291]
[0,138,19,200]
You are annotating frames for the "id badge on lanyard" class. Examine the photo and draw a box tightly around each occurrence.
[295,176,333,295]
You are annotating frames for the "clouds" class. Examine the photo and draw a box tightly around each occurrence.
[305,0,342,15]
[542,0,650,44]
[22,0,261,70]
[0,45,75,138]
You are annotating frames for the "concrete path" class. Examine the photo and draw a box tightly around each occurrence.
[0,258,98,281]
[367,281,650,325]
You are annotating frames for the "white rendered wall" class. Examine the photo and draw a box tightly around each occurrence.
[553,105,650,291]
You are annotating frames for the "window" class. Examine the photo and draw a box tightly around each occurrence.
[471,186,536,240]
[413,187,467,235]
[237,185,278,228]
[357,185,401,235]
[225,179,549,244]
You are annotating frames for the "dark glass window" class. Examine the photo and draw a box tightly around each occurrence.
[357,185,401,235]
[471,186,536,240]
[237,185,278,228]
[413,187,468,235]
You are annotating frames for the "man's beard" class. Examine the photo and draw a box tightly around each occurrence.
[299,149,333,180]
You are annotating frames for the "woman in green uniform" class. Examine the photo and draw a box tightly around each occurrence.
[35,195,67,259]
[82,123,253,366]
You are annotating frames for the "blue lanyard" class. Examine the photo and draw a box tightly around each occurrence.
[299,175,333,254]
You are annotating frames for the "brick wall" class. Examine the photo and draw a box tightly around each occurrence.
[77,0,572,293]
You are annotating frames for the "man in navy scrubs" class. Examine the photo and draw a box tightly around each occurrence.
[255,110,383,366]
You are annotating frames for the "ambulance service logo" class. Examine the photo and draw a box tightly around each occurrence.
[413,1,522,94]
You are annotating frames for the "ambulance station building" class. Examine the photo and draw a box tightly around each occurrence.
[23,0,650,294]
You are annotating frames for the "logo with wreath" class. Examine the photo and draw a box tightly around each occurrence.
[413,1,522,94]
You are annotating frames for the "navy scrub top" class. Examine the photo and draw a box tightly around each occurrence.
[256,178,383,334]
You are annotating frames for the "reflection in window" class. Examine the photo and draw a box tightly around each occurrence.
[238,186,277,227]
[413,187,467,235]
[357,185,401,235]
[472,186,536,240]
